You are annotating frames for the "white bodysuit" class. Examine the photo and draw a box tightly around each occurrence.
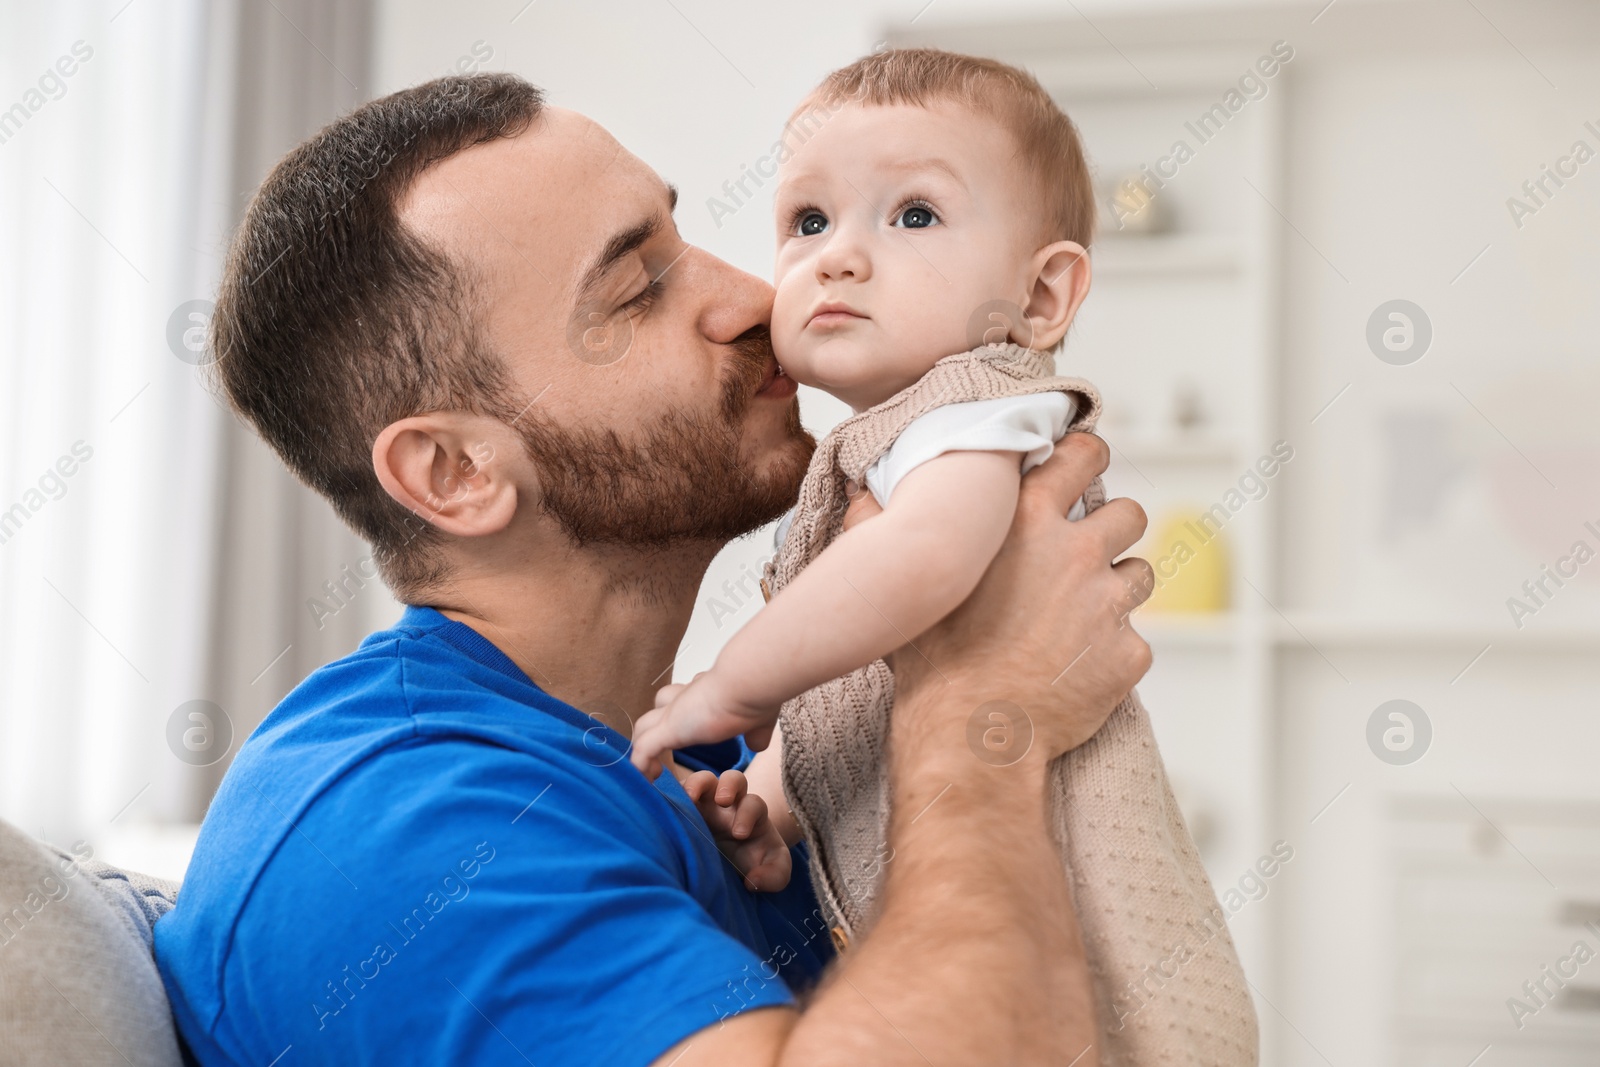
[775,391,1086,551]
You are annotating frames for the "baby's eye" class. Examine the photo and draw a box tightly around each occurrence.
[795,211,829,237]
[894,202,939,229]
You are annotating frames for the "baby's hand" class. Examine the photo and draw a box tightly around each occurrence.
[629,672,776,779]
[678,768,793,893]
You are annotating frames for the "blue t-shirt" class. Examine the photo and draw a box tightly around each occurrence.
[154,606,834,1066]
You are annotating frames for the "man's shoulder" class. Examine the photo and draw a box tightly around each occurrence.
[155,608,682,1018]
[156,670,783,1065]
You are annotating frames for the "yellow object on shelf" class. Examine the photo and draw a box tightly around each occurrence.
[1145,509,1230,613]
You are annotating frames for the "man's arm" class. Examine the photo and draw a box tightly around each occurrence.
[654,433,1154,1066]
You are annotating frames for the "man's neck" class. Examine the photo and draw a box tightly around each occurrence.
[427,538,721,740]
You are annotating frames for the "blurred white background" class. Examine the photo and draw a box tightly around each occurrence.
[2,1,1598,1063]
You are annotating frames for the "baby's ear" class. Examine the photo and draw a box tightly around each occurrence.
[1020,240,1092,351]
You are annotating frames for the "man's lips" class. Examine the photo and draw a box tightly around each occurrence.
[757,361,797,399]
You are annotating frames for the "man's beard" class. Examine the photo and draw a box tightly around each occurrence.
[511,328,814,548]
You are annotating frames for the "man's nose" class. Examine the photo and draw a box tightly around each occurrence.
[686,244,774,344]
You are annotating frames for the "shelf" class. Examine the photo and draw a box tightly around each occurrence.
[1105,433,1241,465]
[1269,614,1600,650]
[1138,612,1238,648]
[1132,612,1600,652]
[1089,233,1243,279]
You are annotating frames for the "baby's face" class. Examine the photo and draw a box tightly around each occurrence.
[772,101,1040,412]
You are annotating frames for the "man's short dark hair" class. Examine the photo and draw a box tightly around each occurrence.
[210,73,544,598]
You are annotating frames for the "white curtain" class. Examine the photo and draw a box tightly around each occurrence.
[0,0,385,876]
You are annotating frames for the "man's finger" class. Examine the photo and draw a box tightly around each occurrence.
[744,723,774,751]
[1088,497,1149,559]
[1112,556,1156,610]
[1020,432,1108,515]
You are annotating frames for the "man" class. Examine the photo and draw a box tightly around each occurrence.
[154,73,1154,1066]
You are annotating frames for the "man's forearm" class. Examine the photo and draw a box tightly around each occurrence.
[777,680,1099,1066]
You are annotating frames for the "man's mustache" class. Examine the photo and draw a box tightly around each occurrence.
[721,326,779,422]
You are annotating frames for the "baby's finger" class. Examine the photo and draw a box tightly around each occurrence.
[653,683,686,709]
[682,770,719,804]
[735,837,793,893]
[628,711,666,775]
[715,770,748,807]
[730,793,768,841]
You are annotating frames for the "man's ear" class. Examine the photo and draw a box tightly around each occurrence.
[1019,240,1092,351]
[371,414,518,539]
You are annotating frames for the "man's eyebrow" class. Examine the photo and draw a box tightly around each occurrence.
[575,184,679,303]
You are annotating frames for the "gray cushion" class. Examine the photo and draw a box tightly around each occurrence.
[0,819,183,1066]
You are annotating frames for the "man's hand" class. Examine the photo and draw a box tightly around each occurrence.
[891,431,1153,762]
[678,768,793,893]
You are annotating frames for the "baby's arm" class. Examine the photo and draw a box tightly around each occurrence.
[630,449,1023,773]
[720,448,1021,703]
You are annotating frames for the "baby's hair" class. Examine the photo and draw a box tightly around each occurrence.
[803,48,1096,249]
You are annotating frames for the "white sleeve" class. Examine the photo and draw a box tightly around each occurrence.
[863,392,1077,507]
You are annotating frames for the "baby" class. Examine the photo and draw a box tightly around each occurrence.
[634,50,1093,840]
[633,48,1094,762]
[634,49,1257,1063]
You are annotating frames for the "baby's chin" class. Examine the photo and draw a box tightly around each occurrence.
[779,333,951,410]
[773,331,867,391]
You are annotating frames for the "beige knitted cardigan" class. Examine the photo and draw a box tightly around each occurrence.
[766,343,1258,1066]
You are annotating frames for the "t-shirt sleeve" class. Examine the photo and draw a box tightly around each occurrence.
[213,737,794,1067]
[863,392,1077,507]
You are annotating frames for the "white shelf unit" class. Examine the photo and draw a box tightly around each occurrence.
[897,6,1600,1066]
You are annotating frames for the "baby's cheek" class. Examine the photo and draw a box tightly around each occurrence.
[770,286,811,367]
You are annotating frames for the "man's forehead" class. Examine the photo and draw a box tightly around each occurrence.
[397,106,668,288]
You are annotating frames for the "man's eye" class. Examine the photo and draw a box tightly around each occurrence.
[625,279,663,312]
[894,203,938,229]
[796,211,828,237]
